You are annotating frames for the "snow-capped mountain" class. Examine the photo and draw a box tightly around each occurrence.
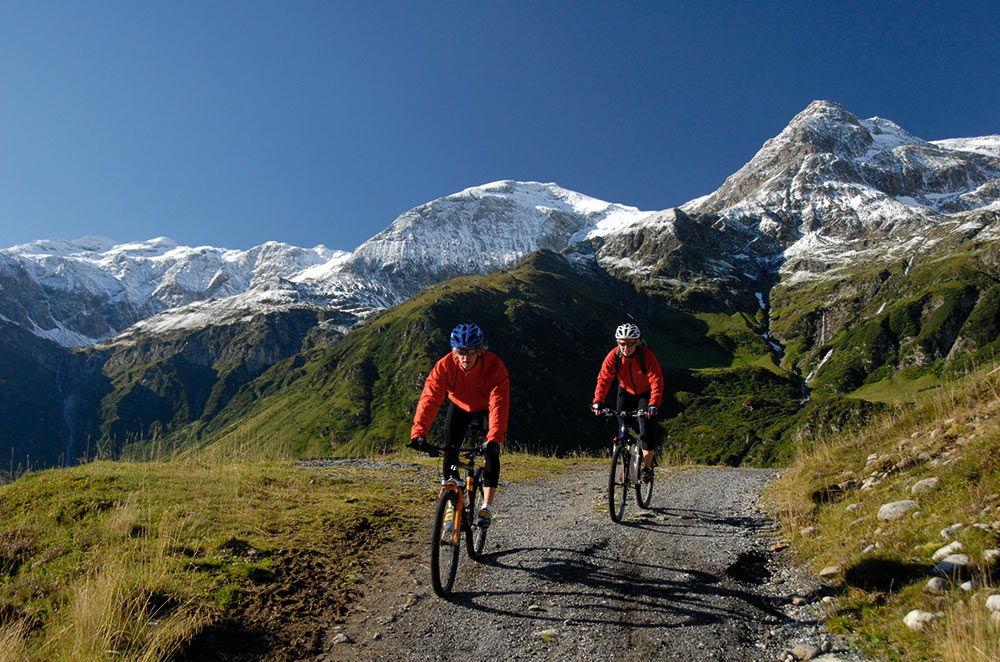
[3,99,1000,470]
[1,182,650,347]
[676,100,1000,286]
[0,237,344,346]
[2,100,998,352]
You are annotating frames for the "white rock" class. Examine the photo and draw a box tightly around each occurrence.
[933,554,971,576]
[877,500,919,521]
[790,643,821,660]
[818,565,842,578]
[923,577,948,594]
[911,477,940,494]
[932,541,965,563]
[984,549,1000,564]
[903,609,936,630]
[986,594,1000,612]
[961,579,981,592]
[940,523,965,538]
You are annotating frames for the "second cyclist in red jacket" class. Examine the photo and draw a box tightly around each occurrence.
[591,322,663,483]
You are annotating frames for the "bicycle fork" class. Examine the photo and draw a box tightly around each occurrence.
[439,479,465,545]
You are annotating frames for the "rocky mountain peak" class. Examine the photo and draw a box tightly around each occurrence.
[681,100,1000,246]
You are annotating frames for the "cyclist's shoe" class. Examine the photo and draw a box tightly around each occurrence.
[474,506,493,529]
[441,503,456,541]
[640,467,654,484]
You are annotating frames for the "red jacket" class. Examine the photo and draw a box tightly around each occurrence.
[411,351,510,444]
[593,345,663,408]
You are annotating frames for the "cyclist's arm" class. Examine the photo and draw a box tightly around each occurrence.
[645,347,664,409]
[411,358,451,439]
[486,358,510,445]
[592,348,618,405]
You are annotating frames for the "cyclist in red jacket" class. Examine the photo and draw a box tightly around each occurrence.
[591,323,663,483]
[409,323,510,529]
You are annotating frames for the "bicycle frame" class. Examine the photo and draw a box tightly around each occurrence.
[600,408,653,521]
[424,430,490,597]
[437,478,466,546]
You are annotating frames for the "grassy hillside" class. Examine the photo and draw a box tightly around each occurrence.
[175,250,826,465]
[769,361,1000,661]
[771,239,1000,395]
[0,449,590,661]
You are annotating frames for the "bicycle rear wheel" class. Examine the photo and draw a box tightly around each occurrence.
[466,467,488,560]
[635,450,654,509]
[430,491,461,597]
[608,444,629,522]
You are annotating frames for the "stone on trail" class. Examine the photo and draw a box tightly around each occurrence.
[790,642,821,659]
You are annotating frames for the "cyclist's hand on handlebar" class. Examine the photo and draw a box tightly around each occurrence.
[646,406,657,418]
[591,402,602,416]
[408,436,428,452]
[482,440,500,456]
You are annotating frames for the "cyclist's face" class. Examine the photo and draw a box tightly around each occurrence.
[454,346,481,370]
[617,339,638,356]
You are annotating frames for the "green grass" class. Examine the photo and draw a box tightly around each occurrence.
[0,455,427,661]
[769,362,1000,662]
[0,445,595,661]
[848,372,945,403]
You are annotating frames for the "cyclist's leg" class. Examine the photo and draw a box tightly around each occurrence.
[482,442,499,506]
[442,402,472,482]
[635,392,655,470]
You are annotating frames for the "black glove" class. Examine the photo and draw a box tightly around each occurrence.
[646,406,657,418]
[591,402,602,415]
[482,440,500,456]
[408,436,427,451]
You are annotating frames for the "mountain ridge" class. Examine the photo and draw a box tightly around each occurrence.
[2,100,998,470]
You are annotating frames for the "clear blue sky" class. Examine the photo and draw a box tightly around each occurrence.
[2,1,997,252]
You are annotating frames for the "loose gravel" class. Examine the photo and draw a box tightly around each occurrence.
[309,464,874,662]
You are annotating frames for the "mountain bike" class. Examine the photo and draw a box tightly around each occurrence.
[420,429,489,597]
[600,409,654,522]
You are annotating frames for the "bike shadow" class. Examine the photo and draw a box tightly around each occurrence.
[445,542,785,629]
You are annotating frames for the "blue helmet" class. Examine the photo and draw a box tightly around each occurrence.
[450,323,484,348]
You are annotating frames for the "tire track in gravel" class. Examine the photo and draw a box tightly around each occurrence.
[317,465,832,662]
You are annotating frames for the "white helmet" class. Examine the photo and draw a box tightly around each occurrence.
[615,323,640,340]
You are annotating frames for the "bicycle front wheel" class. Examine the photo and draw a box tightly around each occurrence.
[608,444,629,522]
[466,467,488,560]
[430,491,461,597]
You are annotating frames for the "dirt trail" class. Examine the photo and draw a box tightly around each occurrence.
[306,465,861,662]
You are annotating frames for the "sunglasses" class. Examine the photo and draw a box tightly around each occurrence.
[454,347,479,356]
[617,340,637,347]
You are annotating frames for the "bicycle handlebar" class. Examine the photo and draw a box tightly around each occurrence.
[420,442,483,459]
[597,408,648,418]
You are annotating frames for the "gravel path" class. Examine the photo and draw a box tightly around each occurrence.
[314,465,871,662]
